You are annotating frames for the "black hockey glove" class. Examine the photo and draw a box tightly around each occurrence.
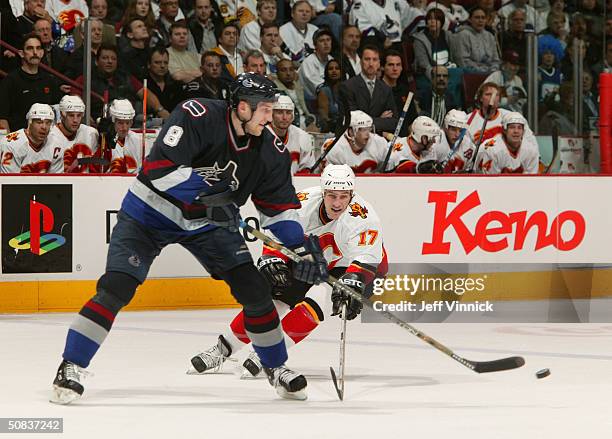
[331,272,365,321]
[257,255,291,289]
[292,235,328,285]
[96,117,117,149]
[417,160,444,174]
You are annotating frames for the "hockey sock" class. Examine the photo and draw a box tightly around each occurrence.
[281,298,323,345]
[243,305,288,369]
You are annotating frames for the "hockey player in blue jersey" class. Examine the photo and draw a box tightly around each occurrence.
[51,73,328,404]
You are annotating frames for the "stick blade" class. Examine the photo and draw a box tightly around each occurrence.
[329,367,343,401]
[472,356,525,373]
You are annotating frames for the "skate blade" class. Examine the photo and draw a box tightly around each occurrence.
[239,368,262,380]
[186,358,237,375]
[275,387,307,401]
[50,385,81,405]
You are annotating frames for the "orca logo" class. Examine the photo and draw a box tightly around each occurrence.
[9,199,66,255]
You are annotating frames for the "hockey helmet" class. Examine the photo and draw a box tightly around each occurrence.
[59,95,86,114]
[502,111,526,130]
[349,110,373,131]
[109,99,135,121]
[320,164,355,191]
[444,109,468,130]
[26,103,55,121]
[229,72,279,110]
[273,95,295,111]
[410,116,440,145]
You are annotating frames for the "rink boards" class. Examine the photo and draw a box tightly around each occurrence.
[1,174,612,313]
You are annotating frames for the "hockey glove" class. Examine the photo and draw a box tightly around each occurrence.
[292,235,328,285]
[331,272,365,321]
[257,255,291,289]
[96,117,117,149]
[417,160,444,174]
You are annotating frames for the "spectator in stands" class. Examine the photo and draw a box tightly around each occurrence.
[575,0,604,39]
[560,36,588,81]
[424,0,467,32]
[216,0,257,29]
[454,7,501,74]
[66,18,105,79]
[382,49,416,135]
[0,103,63,173]
[13,0,53,46]
[316,58,341,133]
[582,70,598,132]
[338,45,398,134]
[48,0,87,37]
[279,0,318,64]
[537,0,570,36]
[145,47,181,113]
[306,0,342,42]
[259,23,288,75]
[212,21,244,81]
[476,0,501,34]
[499,0,536,31]
[501,9,528,72]
[189,0,222,54]
[168,21,202,83]
[119,18,150,81]
[299,28,334,103]
[89,0,120,47]
[569,13,601,65]
[244,49,267,76]
[180,51,229,101]
[120,0,159,48]
[539,81,577,134]
[0,34,64,132]
[341,25,361,79]
[418,65,461,126]
[485,50,527,113]
[156,0,181,46]
[274,58,316,129]
[540,11,568,49]
[238,0,277,52]
[591,40,612,77]
[33,18,68,72]
[538,34,564,104]
[413,8,456,80]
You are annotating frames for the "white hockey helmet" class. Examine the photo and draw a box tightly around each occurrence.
[349,110,373,131]
[320,164,356,191]
[59,95,86,114]
[109,99,135,121]
[502,111,526,130]
[444,109,468,130]
[273,95,295,111]
[26,103,55,122]
[410,116,440,144]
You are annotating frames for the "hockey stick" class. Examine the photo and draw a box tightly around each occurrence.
[465,90,498,173]
[329,303,348,400]
[379,92,414,173]
[240,220,525,374]
[544,120,559,174]
[142,78,148,166]
[309,109,352,173]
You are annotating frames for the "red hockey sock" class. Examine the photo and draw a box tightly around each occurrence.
[281,298,324,344]
[229,311,251,345]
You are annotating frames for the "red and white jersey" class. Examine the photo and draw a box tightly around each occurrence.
[478,135,539,174]
[279,125,315,174]
[323,132,388,173]
[265,186,387,282]
[0,129,63,174]
[47,0,88,32]
[466,108,538,153]
[50,123,99,173]
[109,129,158,174]
[438,132,484,173]
[386,136,439,173]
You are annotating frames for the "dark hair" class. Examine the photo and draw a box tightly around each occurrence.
[425,8,445,27]
[169,20,189,35]
[216,21,239,40]
[382,49,402,66]
[342,24,360,36]
[323,58,341,84]
[125,17,146,36]
[291,0,312,13]
[256,0,276,11]
[360,44,380,57]
[21,32,43,50]
[260,22,279,37]
[148,46,169,64]
[96,43,118,58]
[469,6,487,17]
[201,50,221,65]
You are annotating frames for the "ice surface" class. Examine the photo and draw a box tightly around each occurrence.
[2,309,611,438]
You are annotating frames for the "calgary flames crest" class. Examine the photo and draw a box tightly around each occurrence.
[349,202,368,219]
[296,192,309,202]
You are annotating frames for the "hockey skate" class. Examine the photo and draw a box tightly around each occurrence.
[264,365,307,400]
[50,360,89,405]
[187,335,236,374]
[240,351,263,379]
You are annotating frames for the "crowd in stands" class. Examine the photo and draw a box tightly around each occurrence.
[0,0,608,175]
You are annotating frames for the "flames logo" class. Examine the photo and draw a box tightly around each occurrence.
[296,192,309,201]
[64,143,93,173]
[58,9,85,32]
[6,132,19,142]
[21,160,51,173]
[349,202,368,219]
[484,139,495,149]
[392,142,402,151]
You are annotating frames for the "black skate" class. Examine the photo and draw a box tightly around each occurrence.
[241,351,263,379]
[263,364,307,400]
[188,335,234,374]
[50,360,87,405]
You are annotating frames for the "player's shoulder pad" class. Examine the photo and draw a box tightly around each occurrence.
[178,98,210,118]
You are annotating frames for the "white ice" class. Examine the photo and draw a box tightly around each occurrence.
[2,309,611,438]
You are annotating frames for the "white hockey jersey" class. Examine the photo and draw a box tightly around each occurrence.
[237,19,261,52]
[0,129,63,174]
[437,132,483,173]
[217,0,257,28]
[478,134,539,174]
[50,123,99,173]
[298,53,332,99]
[349,0,423,43]
[323,132,388,173]
[109,129,158,174]
[386,136,441,173]
[265,186,387,281]
[47,0,89,32]
[279,22,318,64]
[279,124,315,174]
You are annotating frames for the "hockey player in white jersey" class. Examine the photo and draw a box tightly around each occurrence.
[188,164,387,378]
[479,112,539,174]
[105,100,147,174]
[439,109,483,173]
[323,110,388,173]
[387,115,442,173]
[51,95,99,173]
[0,103,63,174]
[349,0,423,44]
[271,95,315,174]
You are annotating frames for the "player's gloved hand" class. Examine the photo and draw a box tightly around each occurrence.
[331,273,365,320]
[203,204,241,232]
[292,235,328,285]
[194,179,236,207]
[96,117,116,149]
[417,160,444,174]
[257,255,291,289]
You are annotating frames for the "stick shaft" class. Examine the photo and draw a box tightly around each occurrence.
[142,79,148,164]
[380,92,413,172]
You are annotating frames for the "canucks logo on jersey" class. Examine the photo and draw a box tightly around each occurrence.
[194,160,240,192]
